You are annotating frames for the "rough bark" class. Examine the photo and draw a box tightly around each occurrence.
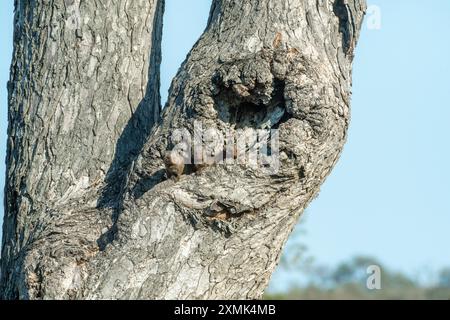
[1,0,366,299]
[1,0,164,299]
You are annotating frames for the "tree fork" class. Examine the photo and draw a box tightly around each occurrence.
[1,0,366,299]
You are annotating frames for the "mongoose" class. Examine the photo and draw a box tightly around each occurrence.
[164,150,185,181]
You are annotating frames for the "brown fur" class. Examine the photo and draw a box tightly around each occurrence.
[164,150,185,181]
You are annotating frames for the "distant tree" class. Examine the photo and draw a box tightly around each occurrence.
[266,255,450,300]
[438,268,450,288]
[331,256,381,285]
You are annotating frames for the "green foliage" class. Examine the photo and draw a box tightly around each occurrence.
[438,268,450,288]
[265,255,450,300]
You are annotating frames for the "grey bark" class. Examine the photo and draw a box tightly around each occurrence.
[1,0,366,299]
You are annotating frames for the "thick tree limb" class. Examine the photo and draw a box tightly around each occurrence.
[1,0,164,298]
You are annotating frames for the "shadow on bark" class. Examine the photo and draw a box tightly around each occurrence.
[96,1,164,249]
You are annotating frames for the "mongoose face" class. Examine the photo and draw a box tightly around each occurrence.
[164,150,185,181]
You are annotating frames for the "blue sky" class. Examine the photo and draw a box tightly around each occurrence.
[1,0,450,290]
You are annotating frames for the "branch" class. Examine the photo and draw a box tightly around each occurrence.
[80,0,367,299]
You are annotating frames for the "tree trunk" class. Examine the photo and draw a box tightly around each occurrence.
[1,0,366,299]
